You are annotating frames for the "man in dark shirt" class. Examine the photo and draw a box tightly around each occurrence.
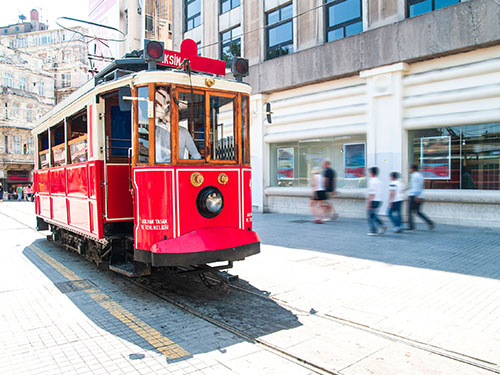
[322,160,339,221]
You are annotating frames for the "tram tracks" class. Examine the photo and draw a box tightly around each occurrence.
[3,206,500,374]
[130,271,500,375]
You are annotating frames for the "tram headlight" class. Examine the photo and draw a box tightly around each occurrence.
[197,186,224,218]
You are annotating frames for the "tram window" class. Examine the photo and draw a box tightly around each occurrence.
[51,122,65,166]
[177,91,203,160]
[38,131,49,169]
[241,96,250,164]
[137,86,149,164]
[68,110,88,164]
[210,95,235,161]
[155,86,172,163]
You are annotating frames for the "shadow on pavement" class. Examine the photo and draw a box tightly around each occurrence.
[254,213,500,280]
[23,238,301,363]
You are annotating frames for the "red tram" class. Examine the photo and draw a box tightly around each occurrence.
[33,40,260,277]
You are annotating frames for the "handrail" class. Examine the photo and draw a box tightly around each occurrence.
[68,134,88,146]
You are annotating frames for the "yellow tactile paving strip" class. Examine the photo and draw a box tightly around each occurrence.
[29,243,190,360]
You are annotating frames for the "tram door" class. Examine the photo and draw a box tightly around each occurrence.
[103,93,134,223]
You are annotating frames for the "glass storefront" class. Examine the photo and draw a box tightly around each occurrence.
[408,123,500,190]
[270,134,367,188]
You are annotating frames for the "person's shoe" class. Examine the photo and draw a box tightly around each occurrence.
[429,222,435,231]
[313,219,323,224]
[393,227,402,233]
[367,232,378,236]
[378,226,386,235]
[406,227,415,231]
[331,213,339,220]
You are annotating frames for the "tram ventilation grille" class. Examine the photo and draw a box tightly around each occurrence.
[55,279,97,294]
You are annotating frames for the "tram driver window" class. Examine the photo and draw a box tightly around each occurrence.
[177,91,202,161]
[138,86,149,164]
[210,95,235,161]
[155,86,172,163]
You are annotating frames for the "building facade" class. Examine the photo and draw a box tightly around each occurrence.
[88,0,173,73]
[2,27,89,104]
[0,43,55,195]
[0,9,90,197]
[172,0,500,228]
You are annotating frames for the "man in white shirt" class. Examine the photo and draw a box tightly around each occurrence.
[388,172,404,233]
[366,167,386,236]
[407,164,434,230]
[155,88,201,163]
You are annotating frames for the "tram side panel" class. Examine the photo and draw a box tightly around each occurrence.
[34,161,104,238]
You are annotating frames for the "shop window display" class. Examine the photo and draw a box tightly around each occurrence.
[270,135,367,188]
[408,123,500,190]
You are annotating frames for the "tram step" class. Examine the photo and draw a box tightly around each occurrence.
[109,262,151,277]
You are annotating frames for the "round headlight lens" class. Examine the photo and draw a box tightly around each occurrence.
[197,186,224,218]
[206,192,223,213]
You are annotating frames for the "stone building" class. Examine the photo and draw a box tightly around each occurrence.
[0,8,90,197]
[0,43,55,196]
[172,0,500,227]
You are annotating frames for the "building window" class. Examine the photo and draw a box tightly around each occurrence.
[27,108,33,122]
[325,0,362,42]
[220,26,241,66]
[27,137,34,154]
[266,3,293,61]
[185,0,201,31]
[38,82,44,96]
[408,123,500,190]
[12,104,20,120]
[407,0,461,17]
[5,73,13,87]
[4,136,8,153]
[220,0,240,14]
[20,77,27,91]
[270,135,367,188]
[62,73,71,88]
[13,136,20,154]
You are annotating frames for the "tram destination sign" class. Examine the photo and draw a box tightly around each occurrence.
[159,39,226,76]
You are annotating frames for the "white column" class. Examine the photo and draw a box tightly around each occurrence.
[250,94,269,213]
[360,63,408,210]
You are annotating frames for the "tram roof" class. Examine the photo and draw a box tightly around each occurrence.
[33,62,251,134]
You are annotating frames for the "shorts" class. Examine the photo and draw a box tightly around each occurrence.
[313,191,327,201]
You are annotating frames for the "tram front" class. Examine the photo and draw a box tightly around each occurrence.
[130,72,260,270]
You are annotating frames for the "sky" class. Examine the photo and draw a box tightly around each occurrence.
[0,1,89,30]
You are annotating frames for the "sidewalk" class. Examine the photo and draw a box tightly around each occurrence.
[232,212,500,373]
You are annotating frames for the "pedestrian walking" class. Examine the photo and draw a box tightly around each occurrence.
[0,183,3,202]
[407,164,435,230]
[16,185,23,201]
[321,160,339,221]
[310,167,326,223]
[366,167,386,236]
[387,172,404,233]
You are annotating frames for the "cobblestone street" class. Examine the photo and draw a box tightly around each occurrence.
[1,201,500,374]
